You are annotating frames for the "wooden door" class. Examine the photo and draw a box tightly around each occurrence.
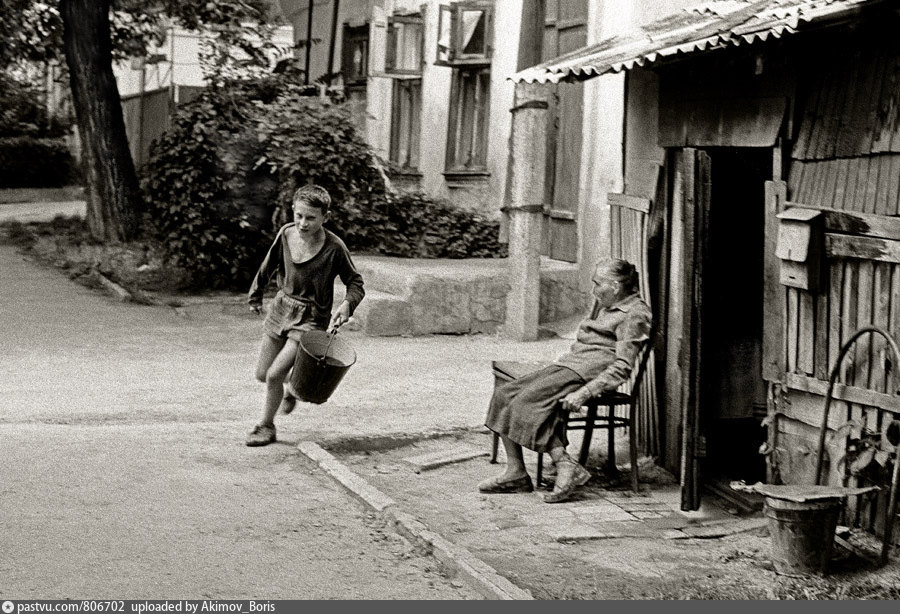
[540,0,586,262]
[679,148,711,511]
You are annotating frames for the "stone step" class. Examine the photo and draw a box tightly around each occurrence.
[344,255,587,336]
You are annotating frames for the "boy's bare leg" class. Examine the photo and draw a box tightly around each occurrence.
[259,339,299,427]
[255,334,286,383]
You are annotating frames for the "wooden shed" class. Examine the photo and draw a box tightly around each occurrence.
[508,0,900,531]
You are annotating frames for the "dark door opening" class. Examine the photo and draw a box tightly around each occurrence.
[700,148,769,485]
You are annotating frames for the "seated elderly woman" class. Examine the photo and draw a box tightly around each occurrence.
[480,258,652,503]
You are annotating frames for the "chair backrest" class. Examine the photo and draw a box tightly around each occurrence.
[626,331,654,404]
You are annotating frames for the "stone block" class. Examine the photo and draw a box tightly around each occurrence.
[352,291,412,337]
[401,444,488,472]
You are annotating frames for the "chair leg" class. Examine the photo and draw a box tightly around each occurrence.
[490,431,499,464]
[579,405,596,467]
[536,452,544,486]
[629,418,639,493]
[607,407,617,473]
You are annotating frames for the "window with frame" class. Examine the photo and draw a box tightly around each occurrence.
[437,2,493,174]
[390,78,422,170]
[342,24,369,86]
[386,13,424,75]
[385,12,424,171]
[436,1,493,65]
[446,66,490,172]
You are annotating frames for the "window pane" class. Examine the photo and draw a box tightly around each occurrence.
[343,25,369,83]
[460,10,486,56]
[409,80,421,168]
[437,5,452,63]
[387,20,423,73]
[385,23,397,70]
[405,22,422,71]
[459,71,476,166]
[390,79,421,169]
[447,68,490,171]
[353,40,368,79]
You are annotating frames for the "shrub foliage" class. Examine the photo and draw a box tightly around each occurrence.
[0,136,76,188]
[0,74,76,188]
[142,72,504,289]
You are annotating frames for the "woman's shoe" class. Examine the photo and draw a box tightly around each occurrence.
[477,474,534,494]
[543,459,590,503]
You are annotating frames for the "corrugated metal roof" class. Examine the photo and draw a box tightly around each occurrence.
[512,0,873,84]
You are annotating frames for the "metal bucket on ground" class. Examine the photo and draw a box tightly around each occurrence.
[287,330,356,404]
[763,496,842,576]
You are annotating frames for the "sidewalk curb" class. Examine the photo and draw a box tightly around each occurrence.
[297,441,534,601]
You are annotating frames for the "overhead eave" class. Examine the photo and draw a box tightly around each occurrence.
[512,0,874,84]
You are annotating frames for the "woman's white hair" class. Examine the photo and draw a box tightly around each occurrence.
[596,258,639,295]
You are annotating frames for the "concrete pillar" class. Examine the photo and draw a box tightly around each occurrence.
[504,81,549,341]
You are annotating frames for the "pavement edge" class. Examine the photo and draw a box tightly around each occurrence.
[297,440,534,601]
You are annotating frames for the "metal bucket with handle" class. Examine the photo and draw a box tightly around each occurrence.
[287,329,356,404]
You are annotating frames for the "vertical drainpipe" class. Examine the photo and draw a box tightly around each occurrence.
[305,0,314,84]
[326,0,340,85]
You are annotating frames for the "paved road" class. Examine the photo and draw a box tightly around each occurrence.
[0,243,481,599]
[0,200,85,223]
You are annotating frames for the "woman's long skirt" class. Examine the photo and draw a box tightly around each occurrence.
[485,364,585,453]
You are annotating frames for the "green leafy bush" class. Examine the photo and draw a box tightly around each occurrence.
[0,73,72,138]
[142,92,270,290]
[0,74,77,189]
[141,72,504,290]
[0,136,76,188]
[377,191,506,258]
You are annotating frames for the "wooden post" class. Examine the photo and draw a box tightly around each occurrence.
[504,81,549,341]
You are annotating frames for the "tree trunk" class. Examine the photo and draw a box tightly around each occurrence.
[61,0,140,242]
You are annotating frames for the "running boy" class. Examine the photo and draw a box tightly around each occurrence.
[246,185,365,446]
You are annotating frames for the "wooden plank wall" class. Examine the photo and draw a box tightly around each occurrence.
[792,35,900,160]
[780,210,900,533]
[780,30,900,536]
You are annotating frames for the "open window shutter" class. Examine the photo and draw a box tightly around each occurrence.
[484,4,494,59]
[608,187,660,459]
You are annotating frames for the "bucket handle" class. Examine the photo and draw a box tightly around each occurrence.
[318,328,338,364]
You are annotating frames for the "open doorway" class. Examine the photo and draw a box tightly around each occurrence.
[700,148,770,486]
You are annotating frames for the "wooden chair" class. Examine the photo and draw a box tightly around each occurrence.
[489,335,653,493]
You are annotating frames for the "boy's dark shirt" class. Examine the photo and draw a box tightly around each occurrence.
[248,225,365,321]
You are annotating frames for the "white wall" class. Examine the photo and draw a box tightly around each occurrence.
[364,0,522,215]
[575,0,705,290]
[114,25,295,98]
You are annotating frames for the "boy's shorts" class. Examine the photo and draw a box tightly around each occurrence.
[264,291,326,341]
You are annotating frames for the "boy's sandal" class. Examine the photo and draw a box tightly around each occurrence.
[279,388,298,415]
[246,424,276,447]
